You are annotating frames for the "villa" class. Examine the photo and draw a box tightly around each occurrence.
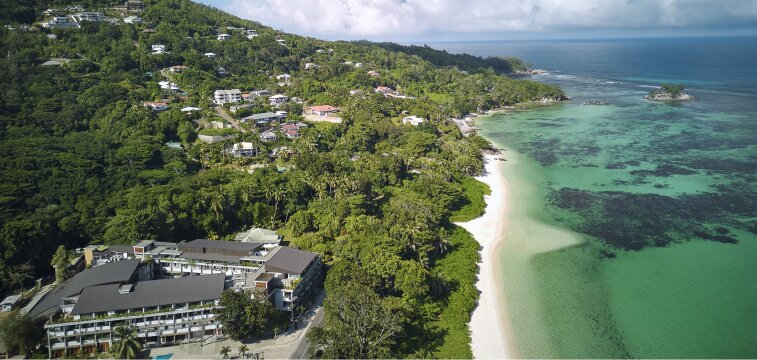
[151,44,166,55]
[306,105,339,117]
[204,52,217,58]
[402,115,425,126]
[268,94,288,107]
[228,142,257,157]
[213,89,242,105]
[260,130,278,143]
[217,33,231,41]
[241,112,287,125]
[143,102,169,111]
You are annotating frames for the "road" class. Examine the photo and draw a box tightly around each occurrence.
[290,292,326,359]
[215,107,248,133]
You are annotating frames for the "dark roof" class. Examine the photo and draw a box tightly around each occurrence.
[265,247,317,275]
[107,244,134,254]
[71,273,225,315]
[179,252,243,264]
[29,259,141,318]
[180,239,261,252]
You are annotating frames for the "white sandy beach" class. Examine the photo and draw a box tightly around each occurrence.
[457,154,521,359]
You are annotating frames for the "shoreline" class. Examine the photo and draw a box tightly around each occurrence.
[457,154,521,359]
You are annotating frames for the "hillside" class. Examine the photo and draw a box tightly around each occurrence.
[0,0,563,357]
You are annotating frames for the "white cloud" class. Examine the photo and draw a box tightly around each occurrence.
[219,0,757,39]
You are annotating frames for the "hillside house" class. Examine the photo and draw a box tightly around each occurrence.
[151,44,166,54]
[217,33,231,41]
[204,52,217,58]
[260,130,278,143]
[307,105,339,116]
[228,142,257,157]
[213,89,242,105]
[402,115,425,126]
[143,102,168,111]
[269,94,288,107]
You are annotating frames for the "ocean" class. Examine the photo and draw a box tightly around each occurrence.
[430,37,757,358]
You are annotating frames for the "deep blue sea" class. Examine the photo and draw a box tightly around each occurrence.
[426,37,757,358]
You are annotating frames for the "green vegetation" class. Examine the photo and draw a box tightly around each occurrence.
[0,0,563,356]
[365,42,530,74]
[648,83,687,99]
[449,177,491,222]
[112,325,142,359]
[214,289,286,341]
[0,312,46,357]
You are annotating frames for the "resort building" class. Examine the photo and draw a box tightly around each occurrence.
[35,236,323,357]
[213,89,242,105]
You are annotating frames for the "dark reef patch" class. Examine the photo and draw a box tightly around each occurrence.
[629,164,697,177]
[546,185,756,251]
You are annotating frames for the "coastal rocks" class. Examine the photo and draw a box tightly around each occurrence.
[583,100,608,105]
[645,92,693,101]
[645,83,693,102]
[515,68,548,75]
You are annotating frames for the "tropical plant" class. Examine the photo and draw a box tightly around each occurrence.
[238,344,249,359]
[220,346,231,359]
[112,325,142,359]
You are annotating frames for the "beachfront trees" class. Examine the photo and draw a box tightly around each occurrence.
[308,281,401,359]
[112,325,143,359]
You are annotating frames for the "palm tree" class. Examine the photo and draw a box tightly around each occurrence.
[220,346,231,359]
[112,325,142,359]
[238,344,249,359]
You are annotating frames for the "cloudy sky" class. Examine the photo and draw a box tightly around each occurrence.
[197,0,757,41]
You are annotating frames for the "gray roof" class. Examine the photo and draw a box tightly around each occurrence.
[29,259,141,318]
[71,274,225,315]
[179,252,245,264]
[181,239,261,252]
[1,295,21,306]
[245,112,284,121]
[107,244,135,254]
[265,247,317,275]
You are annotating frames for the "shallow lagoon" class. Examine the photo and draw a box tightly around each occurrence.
[477,69,757,358]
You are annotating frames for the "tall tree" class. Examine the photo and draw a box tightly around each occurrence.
[112,325,142,359]
[0,313,44,357]
[308,282,401,359]
[50,245,72,284]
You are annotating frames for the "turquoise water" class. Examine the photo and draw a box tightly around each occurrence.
[467,38,757,358]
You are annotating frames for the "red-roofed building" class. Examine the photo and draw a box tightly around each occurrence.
[306,105,339,116]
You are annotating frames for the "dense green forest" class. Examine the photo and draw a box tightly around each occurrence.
[365,42,530,75]
[0,0,563,356]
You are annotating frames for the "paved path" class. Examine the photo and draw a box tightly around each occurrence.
[215,107,248,133]
[290,299,325,359]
